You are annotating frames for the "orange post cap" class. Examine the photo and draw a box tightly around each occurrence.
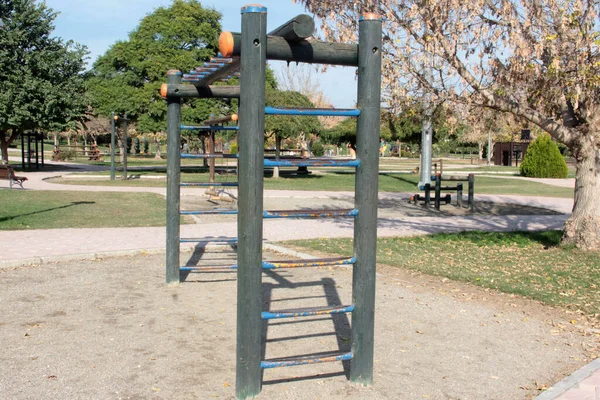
[219,31,234,57]
[160,83,168,99]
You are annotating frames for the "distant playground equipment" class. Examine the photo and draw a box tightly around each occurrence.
[181,113,239,203]
[52,143,102,161]
[161,7,382,399]
[411,173,475,210]
[20,132,45,169]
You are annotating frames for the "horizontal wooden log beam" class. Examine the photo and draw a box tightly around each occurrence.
[220,32,358,67]
[268,14,315,42]
[160,84,240,99]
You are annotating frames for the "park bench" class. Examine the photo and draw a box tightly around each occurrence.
[0,165,28,189]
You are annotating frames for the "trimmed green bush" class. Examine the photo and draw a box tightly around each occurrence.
[311,141,324,157]
[520,134,568,178]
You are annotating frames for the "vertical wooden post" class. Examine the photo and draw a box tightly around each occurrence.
[110,112,116,181]
[424,183,431,208]
[457,182,463,208]
[236,4,267,399]
[40,133,44,167]
[434,174,441,210]
[123,113,128,180]
[351,12,382,385]
[35,134,39,169]
[468,174,475,211]
[209,131,216,193]
[166,70,182,285]
[21,134,24,168]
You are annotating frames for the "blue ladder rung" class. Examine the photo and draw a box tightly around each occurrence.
[180,125,239,131]
[180,153,238,159]
[265,107,360,117]
[179,237,238,243]
[189,68,219,74]
[180,264,237,271]
[264,158,360,167]
[261,304,354,320]
[263,208,358,219]
[180,182,238,187]
[201,62,227,68]
[261,351,353,369]
[180,210,238,215]
[261,257,356,270]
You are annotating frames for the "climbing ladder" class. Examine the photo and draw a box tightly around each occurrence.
[162,6,381,400]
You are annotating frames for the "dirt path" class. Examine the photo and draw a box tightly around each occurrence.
[0,252,594,400]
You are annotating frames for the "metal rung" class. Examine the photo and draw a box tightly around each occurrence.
[183,75,234,82]
[211,58,233,63]
[261,304,354,320]
[264,158,360,167]
[189,68,219,73]
[265,107,360,117]
[261,351,353,369]
[180,182,238,187]
[180,125,239,131]
[180,153,238,159]
[263,209,358,219]
[200,63,227,68]
[180,210,238,215]
[262,257,356,269]
[180,264,237,271]
[179,237,238,243]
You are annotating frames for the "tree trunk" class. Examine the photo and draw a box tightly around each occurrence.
[1,130,19,165]
[562,137,600,250]
[154,137,161,159]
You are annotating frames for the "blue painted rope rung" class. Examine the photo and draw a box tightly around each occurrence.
[179,237,238,243]
[264,158,360,168]
[180,210,238,215]
[180,153,238,159]
[263,208,358,219]
[180,182,238,187]
[261,304,354,320]
[180,125,239,131]
[180,264,237,271]
[260,351,353,369]
[262,256,356,270]
[265,106,360,117]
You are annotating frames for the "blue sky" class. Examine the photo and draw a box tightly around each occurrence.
[43,0,357,108]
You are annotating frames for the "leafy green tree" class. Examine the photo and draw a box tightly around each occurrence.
[0,0,88,164]
[520,134,568,179]
[86,0,227,138]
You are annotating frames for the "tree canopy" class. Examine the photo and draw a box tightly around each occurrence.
[298,0,600,249]
[86,0,226,133]
[0,0,88,164]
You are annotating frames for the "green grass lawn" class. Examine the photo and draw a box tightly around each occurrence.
[288,231,600,321]
[0,190,189,230]
[47,170,574,198]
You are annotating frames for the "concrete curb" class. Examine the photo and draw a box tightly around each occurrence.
[534,358,600,400]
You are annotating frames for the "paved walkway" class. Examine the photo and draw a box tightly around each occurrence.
[1,160,596,399]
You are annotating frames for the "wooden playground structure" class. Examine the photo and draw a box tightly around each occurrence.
[161,6,382,399]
